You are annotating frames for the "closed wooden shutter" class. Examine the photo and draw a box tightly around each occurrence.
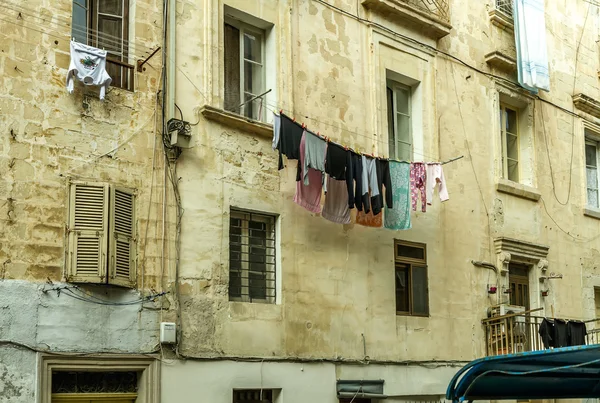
[224,23,241,113]
[67,183,109,283]
[108,187,136,287]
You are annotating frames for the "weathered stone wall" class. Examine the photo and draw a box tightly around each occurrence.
[172,0,600,363]
[0,0,167,393]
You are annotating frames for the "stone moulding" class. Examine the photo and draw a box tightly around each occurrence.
[573,94,600,120]
[489,9,514,31]
[361,0,452,39]
[485,51,516,72]
[201,105,273,139]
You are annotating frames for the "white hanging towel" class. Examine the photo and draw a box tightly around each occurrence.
[513,0,550,92]
[66,41,112,100]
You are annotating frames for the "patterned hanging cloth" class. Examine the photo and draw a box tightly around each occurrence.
[384,161,411,230]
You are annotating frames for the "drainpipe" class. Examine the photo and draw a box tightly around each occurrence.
[167,0,176,124]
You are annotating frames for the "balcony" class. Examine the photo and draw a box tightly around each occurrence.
[362,0,452,39]
[483,311,599,356]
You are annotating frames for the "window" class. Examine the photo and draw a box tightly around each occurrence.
[229,209,276,303]
[387,81,412,161]
[500,103,519,182]
[594,287,600,318]
[496,0,513,18]
[233,390,273,403]
[67,182,136,288]
[72,0,134,90]
[394,240,428,316]
[586,140,600,209]
[224,19,266,121]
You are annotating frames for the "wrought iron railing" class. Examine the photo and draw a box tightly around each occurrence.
[496,0,513,18]
[401,0,450,23]
[483,313,599,356]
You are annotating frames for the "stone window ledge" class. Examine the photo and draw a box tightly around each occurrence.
[585,208,600,220]
[485,51,516,72]
[489,9,514,30]
[573,94,600,120]
[201,105,273,139]
[496,179,541,202]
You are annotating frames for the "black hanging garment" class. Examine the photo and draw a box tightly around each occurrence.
[567,321,587,346]
[278,113,304,170]
[325,143,347,180]
[554,319,569,347]
[371,159,393,216]
[345,151,363,210]
[538,318,554,349]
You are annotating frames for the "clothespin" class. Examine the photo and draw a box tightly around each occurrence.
[279,109,283,114]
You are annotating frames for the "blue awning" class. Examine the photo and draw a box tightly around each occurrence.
[446,345,600,402]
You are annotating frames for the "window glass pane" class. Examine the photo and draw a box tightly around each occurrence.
[244,60,263,95]
[72,0,88,43]
[99,0,122,16]
[243,32,261,63]
[587,167,598,190]
[387,87,395,159]
[395,265,409,312]
[98,16,123,53]
[506,133,518,161]
[587,189,599,209]
[249,272,267,300]
[398,143,411,162]
[586,144,597,168]
[507,159,519,182]
[411,265,429,315]
[505,107,517,134]
[395,87,410,115]
[396,243,425,260]
[396,114,410,144]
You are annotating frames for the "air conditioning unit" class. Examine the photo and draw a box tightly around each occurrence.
[489,304,527,323]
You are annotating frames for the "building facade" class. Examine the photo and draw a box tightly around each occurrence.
[2,0,600,402]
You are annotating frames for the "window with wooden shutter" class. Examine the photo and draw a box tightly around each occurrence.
[109,187,136,287]
[67,183,109,283]
[67,182,136,288]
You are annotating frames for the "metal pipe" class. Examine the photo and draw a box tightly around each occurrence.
[471,260,498,273]
[237,89,272,109]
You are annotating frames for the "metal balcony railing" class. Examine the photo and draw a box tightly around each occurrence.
[402,0,450,23]
[483,312,600,357]
[496,0,513,18]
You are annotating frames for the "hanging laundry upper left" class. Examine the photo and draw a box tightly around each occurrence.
[66,40,112,100]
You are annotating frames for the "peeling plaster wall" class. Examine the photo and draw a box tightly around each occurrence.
[0,0,166,396]
[172,0,600,368]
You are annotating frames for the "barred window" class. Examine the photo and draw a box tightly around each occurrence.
[234,390,273,403]
[496,0,513,18]
[229,209,276,303]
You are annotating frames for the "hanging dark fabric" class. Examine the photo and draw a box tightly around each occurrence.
[278,113,304,170]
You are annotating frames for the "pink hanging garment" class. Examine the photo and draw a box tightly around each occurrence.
[410,162,427,212]
[294,133,323,213]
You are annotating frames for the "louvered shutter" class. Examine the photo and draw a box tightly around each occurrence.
[67,183,109,283]
[109,187,136,288]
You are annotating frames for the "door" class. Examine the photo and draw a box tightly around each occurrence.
[509,263,530,309]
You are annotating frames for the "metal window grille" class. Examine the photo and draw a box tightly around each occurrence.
[52,371,138,393]
[401,0,450,23]
[496,0,513,18]
[234,389,273,403]
[229,210,276,303]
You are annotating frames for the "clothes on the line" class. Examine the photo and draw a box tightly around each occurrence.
[294,133,323,213]
[385,161,412,230]
[322,176,351,224]
[371,159,393,216]
[538,318,553,349]
[346,151,364,211]
[410,162,427,212]
[513,0,550,92]
[567,321,587,346]
[66,41,112,100]
[356,203,383,228]
[360,156,380,214]
[325,143,347,180]
[272,112,281,151]
[278,113,304,170]
[426,163,449,205]
[302,130,327,185]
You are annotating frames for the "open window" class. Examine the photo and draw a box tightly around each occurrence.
[66,182,137,288]
[71,0,134,90]
[395,240,429,316]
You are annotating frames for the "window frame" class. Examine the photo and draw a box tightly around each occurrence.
[387,80,413,161]
[71,0,134,91]
[585,138,600,209]
[495,0,514,19]
[229,209,277,304]
[394,239,429,317]
[500,102,520,182]
[224,18,267,122]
